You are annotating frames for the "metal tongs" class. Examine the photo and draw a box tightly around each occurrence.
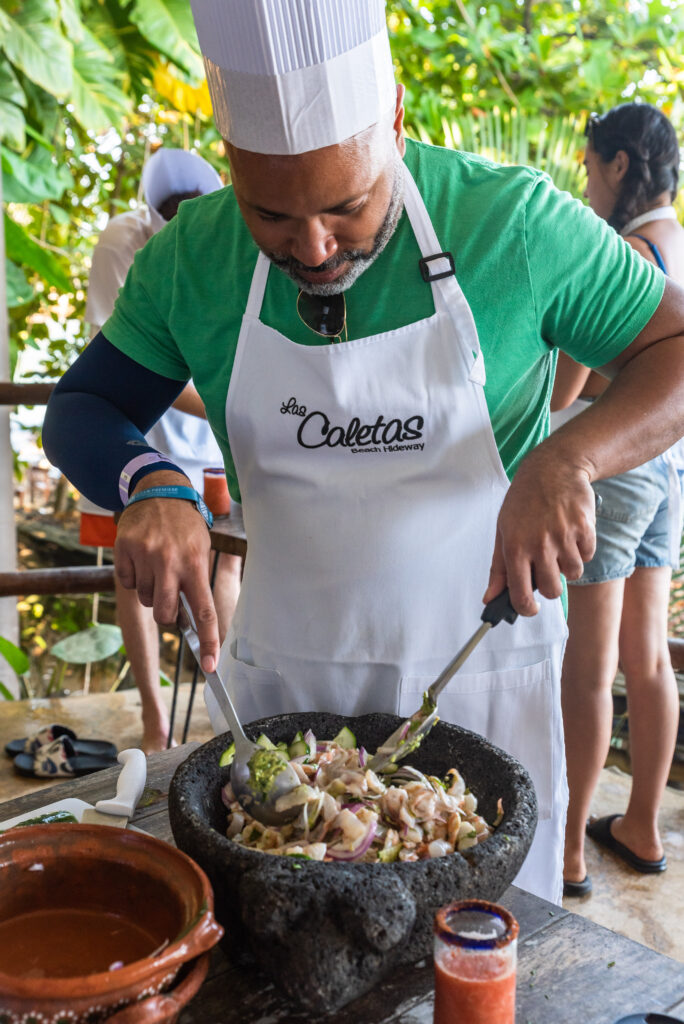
[367,588,520,773]
[176,594,305,826]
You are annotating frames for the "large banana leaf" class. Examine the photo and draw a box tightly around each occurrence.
[1,144,72,204]
[4,213,71,293]
[128,0,204,81]
[70,25,131,130]
[2,0,72,97]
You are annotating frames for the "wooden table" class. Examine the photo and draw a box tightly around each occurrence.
[2,746,683,1024]
[210,504,246,560]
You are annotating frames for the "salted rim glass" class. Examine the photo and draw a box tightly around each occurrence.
[434,899,519,950]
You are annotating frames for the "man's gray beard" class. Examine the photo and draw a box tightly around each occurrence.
[262,155,405,296]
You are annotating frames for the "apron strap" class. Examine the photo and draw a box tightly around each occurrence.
[245,252,271,318]
[401,164,486,385]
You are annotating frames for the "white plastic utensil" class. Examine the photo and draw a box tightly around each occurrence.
[81,748,147,828]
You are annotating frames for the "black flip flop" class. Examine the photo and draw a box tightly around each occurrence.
[13,736,119,779]
[563,875,592,897]
[5,725,117,761]
[586,814,667,874]
[613,1014,684,1023]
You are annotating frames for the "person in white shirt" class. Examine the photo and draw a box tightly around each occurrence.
[82,148,241,753]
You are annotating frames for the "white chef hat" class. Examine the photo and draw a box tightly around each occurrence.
[189,0,396,155]
[141,148,222,217]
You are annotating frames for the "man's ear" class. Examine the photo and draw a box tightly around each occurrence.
[393,83,406,157]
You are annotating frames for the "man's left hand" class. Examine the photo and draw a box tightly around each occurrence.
[483,446,597,615]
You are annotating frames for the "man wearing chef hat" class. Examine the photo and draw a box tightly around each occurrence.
[44,1,684,902]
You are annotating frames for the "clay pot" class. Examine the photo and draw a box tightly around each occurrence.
[0,825,224,1024]
[169,711,537,1014]
[107,955,211,1024]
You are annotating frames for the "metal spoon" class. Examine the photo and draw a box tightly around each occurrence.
[177,594,305,826]
[367,588,520,774]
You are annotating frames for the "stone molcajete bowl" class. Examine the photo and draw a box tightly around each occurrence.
[169,711,537,1014]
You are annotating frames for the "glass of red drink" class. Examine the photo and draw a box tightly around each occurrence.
[433,899,518,1024]
[203,467,231,516]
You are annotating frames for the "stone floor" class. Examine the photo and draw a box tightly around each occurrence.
[1,687,683,966]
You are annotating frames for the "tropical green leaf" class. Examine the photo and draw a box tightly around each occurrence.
[1,144,72,203]
[0,100,25,149]
[129,0,204,80]
[0,681,16,700]
[50,623,124,663]
[0,8,11,46]
[49,202,70,225]
[5,259,34,308]
[0,635,30,676]
[4,213,72,293]
[0,61,25,108]
[59,0,84,43]
[2,0,72,97]
[70,25,131,130]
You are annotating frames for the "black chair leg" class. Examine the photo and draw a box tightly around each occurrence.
[168,632,185,749]
[181,552,222,743]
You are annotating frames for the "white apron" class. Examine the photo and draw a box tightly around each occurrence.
[208,164,569,903]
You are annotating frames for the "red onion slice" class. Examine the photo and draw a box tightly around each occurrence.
[326,819,378,861]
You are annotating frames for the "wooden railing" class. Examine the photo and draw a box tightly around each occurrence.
[0,381,56,406]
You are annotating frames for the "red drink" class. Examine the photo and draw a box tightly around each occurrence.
[203,467,231,516]
[433,900,518,1024]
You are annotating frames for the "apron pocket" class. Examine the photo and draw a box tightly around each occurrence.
[399,660,554,820]
[214,642,289,727]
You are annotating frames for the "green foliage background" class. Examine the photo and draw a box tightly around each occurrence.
[2,0,684,386]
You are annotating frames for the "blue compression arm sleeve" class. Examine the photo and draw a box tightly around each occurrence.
[43,332,189,510]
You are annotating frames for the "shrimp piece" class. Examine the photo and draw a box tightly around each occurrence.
[365,769,386,795]
[334,808,367,844]
[302,843,327,861]
[461,791,478,815]
[428,839,452,859]
[406,783,438,821]
[457,835,479,852]
[398,848,419,862]
[381,786,409,824]
[446,768,466,799]
[447,811,462,847]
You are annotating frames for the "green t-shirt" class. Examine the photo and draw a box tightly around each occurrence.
[104,138,664,503]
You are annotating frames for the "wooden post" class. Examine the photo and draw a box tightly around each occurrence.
[0,167,20,695]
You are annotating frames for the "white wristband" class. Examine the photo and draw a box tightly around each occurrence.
[119,452,174,505]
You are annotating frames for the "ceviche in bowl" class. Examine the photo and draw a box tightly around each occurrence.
[169,711,537,1014]
[219,725,503,863]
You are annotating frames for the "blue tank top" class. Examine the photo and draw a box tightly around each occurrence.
[630,234,668,274]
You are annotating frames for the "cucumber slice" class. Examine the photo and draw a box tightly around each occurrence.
[256,734,276,749]
[378,843,401,863]
[276,741,289,753]
[288,739,309,758]
[331,726,357,749]
[219,742,235,767]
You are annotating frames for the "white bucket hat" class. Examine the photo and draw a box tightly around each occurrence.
[141,148,223,217]
[189,0,396,155]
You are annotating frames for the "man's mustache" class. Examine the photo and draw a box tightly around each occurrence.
[268,247,373,274]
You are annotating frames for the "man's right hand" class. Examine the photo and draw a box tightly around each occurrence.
[114,470,220,673]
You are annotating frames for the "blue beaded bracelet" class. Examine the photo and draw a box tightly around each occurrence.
[125,485,214,529]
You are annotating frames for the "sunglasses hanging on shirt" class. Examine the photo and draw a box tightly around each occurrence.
[296,290,347,343]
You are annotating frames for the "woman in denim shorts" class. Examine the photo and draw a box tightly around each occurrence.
[551,103,684,897]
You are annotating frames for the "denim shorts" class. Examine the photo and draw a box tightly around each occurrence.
[570,455,675,585]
